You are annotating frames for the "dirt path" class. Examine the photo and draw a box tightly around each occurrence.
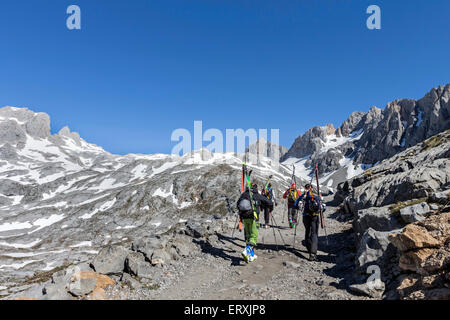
[120,198,369,300]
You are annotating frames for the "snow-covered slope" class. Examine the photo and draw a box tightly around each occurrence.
[0,106,302,289]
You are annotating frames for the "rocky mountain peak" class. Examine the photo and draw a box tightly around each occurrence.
[282,84,450,189]
[246,137,288,161]
[0,106,51,141]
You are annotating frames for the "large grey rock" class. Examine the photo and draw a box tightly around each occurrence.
[349,281,385,299]
[125,252,153,278]
[42,283,73,300]
[356,228,400,272]
[151,249,171,266]
[353,206,403,238]
[131,237,166,261]
[399,202,431,223]
[68,277,97,297]
[91,246,129,276]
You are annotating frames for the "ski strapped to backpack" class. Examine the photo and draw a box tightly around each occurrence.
[314,165,328,244]
[242,163,258,220]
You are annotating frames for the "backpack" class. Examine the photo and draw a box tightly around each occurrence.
[287,188,297,202]
[238,198,252,212]
[262,188,272,200]
[306,196,320,214]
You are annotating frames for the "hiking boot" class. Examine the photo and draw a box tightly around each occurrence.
[241,245,251,263]
[249,247,257,262]
[308,253,318,261]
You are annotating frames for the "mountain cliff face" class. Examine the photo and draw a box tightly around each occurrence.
[246,137,288,162]
[281,85,450,189]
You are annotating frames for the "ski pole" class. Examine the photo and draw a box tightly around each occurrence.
[271,214,286,246]
[271,216,279,250]
[314,165,329,246]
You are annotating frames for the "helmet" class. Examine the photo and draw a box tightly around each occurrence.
[290,183,296,188]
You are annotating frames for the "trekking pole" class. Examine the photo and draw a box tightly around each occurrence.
[226,197,239,239]
[271,214,286,247]
[314,165,329,246]
[270,216,279,250]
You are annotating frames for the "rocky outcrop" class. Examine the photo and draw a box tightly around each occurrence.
[389,213,450,300]
[246,137,288,162]
[282,85,450,189]
[91,246,129,276]
[281,124,336,161]
[337,128,450,213]
[2,213,235,300]
[334,124,450,299]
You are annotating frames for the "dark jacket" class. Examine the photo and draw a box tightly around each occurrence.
[237,188,272,219]
[261,187,277,207]
[294,191,322,215]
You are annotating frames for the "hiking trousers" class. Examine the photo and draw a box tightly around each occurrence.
[243,218,259,247]
[302,214,320,254]
[288,206,298,222]
[263,205,273,225]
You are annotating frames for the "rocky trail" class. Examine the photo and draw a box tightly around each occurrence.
[105,197,370,300]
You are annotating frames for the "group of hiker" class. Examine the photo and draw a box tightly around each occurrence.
[236,166,326,263]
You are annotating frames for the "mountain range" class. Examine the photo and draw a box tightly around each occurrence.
[0,84,449,299]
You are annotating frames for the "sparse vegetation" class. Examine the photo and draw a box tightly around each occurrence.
[389,197,428,215]
[21,263,71,287]
[421,129,450,152]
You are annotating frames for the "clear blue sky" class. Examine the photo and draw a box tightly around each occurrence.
[1,0,449,155]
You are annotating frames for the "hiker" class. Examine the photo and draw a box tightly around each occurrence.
[237,182,272,263]
[260,183,277,228]
[294,184,326,261]
[282,183,301,228]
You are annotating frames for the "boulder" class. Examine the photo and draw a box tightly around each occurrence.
[91,245,129,276]
[399,202,431,223]
[151,249,171,266]
[131,237,166,261]
[355,228,400,272]
[349,281,385,299]
[185,221,210,238]
[389,224,440,252]
[430,190,450,204]
[68,277,97,297]
[172,238,194,257]
[125,252,153,278]
[398,248,435,272]
[353,206,403,238]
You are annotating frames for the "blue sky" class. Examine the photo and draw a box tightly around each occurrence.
[0,0,449,155]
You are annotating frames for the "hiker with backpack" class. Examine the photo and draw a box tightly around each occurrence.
[282,183,301,228]
[237,183,272,263]
[294,184,326,261]
[260,183,277,229]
